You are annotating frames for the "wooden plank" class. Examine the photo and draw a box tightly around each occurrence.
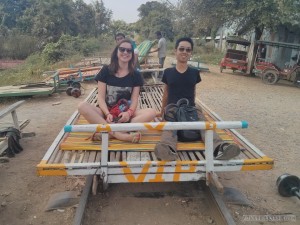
[121,151,126,161]
[0,100,25,119]
[127,152,141,161]
[88,151,96,162]
[150,152,157,161]
[77,151,84,163]
[182,151,191,160]
[0,85,54,97]
[95,152,101,162]
[53,150,63,164]
[83,151,90,163]
[187,151,197,161]
[48,147,59,164]
[109,152,116,162]
[70,151,77,163]
[177,152,185,161]
[11,110,20,130]
[115,152,121,161]
[60,142,205,151]
[194,151,205,160]
[141,152,151,161]
[62,151,72,163]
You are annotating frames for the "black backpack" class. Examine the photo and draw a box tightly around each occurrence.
[164,98,201,142]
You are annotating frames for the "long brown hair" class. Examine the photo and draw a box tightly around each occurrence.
[109,39,135,76]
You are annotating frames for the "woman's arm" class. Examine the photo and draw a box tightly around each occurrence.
[118,86,140,123]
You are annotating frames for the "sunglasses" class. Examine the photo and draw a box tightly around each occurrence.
[118,47,133,53]
[178,47,192,53]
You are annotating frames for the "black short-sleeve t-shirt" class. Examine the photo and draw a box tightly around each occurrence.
[162,67,201,106]
[95,65,144,107]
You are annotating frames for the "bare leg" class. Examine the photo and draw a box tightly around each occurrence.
[130,108,157,123]
[78,102,128,141]
[112,108,157,142]
[78,102,156,142]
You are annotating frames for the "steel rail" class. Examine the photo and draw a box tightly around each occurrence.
[73,178,235,225]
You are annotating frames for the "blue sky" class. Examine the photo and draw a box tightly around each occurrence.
[84,0,178,23]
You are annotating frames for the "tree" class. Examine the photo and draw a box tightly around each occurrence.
[178,0,300,73]
[109,20,131,37]
[26,0,77,47]
[0,0,113,46]
[0,0,32,29]
[73,0,95,36]
[93,0,112,37]
[176,0,225,37]
[179,0,300,38]
[137,1,174,40]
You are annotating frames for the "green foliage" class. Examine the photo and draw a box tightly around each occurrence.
[0,0,32,29]
[42,35,95,63]
[174,0,225,37]
[136,1,174,40]
[0,0,112,53]
[178,0,300,39]
[0,36,112,86]
[109,20,133,37]
[42,42,64,63]
[0,53,83,86]
[0,53,48,86]
[93,0,112,37]
[193,44,224,65]
[0,32,37,59]
[73,0,96,36]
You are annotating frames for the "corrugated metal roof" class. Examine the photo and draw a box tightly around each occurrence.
[226,36,250,46]
[256,40,300,50]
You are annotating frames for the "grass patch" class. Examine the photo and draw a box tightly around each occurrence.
[0,54,83,86]
[0,36,114,87]
[193,51,223,65]
[192,43,224,65]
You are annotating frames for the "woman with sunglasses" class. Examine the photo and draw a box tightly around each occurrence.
[155,37,240,160]
[78,39,156,142]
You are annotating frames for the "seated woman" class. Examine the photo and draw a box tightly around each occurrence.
[78,39,156,143]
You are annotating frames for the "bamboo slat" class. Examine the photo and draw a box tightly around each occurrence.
[44,85,269,166]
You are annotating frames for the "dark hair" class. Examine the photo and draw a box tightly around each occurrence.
[109,39,135,76]
[155,31,162,36]
[115,32,125,40]
[175,37,194,50]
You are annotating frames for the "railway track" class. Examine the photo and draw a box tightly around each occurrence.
[72,175,235,225]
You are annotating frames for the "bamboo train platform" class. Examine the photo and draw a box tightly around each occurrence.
[37,84,274,187]
[45,66,102,83]
[0,83,55,98]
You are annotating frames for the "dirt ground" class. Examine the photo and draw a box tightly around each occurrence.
[0,61,299,225]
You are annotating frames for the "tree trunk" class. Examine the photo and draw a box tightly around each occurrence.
[247,27,263,75]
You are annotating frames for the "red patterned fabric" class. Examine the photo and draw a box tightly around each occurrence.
[108,99,130,120]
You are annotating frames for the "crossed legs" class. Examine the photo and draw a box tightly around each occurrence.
[78,102,156,142]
